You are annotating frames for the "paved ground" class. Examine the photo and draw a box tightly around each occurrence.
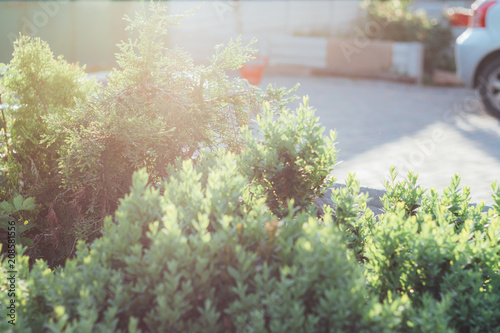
[260,76,500,206]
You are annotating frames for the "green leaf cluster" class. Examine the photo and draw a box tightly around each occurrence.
[0,195,38,247]
[240,97,337,217]
[0,35,97,199]
[0,153,399,332]
[341,169,500,332]
[329,173,376,263]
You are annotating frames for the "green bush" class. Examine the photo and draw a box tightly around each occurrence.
[239,97,336,217]
[0,35,98,263]
[365,171,500,332]
[5,148,499,332]
[2,91,499,330]
[0,3,296,264]
[0,90,396,332]
[53,4,295,243]
[0,35,97,200]
[0,160,401,332]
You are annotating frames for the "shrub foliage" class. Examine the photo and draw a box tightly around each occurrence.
[0,4,295,264]
[240,97,336,217]
[2,148,500,332]
[0,4,499,333]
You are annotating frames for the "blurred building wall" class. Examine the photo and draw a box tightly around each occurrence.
[0,0,473,71]
[0,1,142,70]
[0,1,363,68]
[167,1,362,64]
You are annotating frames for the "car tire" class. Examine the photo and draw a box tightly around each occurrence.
[478,57,500,119]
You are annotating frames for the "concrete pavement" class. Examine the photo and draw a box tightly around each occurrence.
[260,76,500,206]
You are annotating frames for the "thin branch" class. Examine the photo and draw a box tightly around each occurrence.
[103,87,141,112]
[145,83,190,112]
[53,188,72,202]
[69,237,78,257]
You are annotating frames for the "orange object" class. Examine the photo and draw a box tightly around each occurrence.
[240,55,268,85]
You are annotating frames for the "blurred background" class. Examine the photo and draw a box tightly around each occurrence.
[0,0,473,83]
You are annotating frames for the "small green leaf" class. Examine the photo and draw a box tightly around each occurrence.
[197,213,209,230]
[21,237,34,247]
[227,266,240,280]
[13,195,24,210]
[0,215,14,228]
[0,201,14,214]
[21,197,36,211]
[18,222,34,234]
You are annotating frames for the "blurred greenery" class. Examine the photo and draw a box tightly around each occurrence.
[360,0,456,75]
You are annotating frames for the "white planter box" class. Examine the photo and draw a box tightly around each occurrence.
[261,34,425,84]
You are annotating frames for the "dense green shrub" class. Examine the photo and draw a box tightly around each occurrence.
[52,4,294,243]
[0,159,402,332]
[239,97,336,217]
[301,167,499,332]
[0,35,98,263]
[365,171,500,332]
[0,4,296,264]
[4,148,499,332]
[0,35,97,200]
[0,91,399,332]
[2,98,499,331]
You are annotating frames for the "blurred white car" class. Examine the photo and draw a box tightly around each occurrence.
[455,0,500,117]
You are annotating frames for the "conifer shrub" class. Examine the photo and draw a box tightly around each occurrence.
[0,4,295,264]
[0,36,98,262]
[0,35,97,195]
[51,4,295,247]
